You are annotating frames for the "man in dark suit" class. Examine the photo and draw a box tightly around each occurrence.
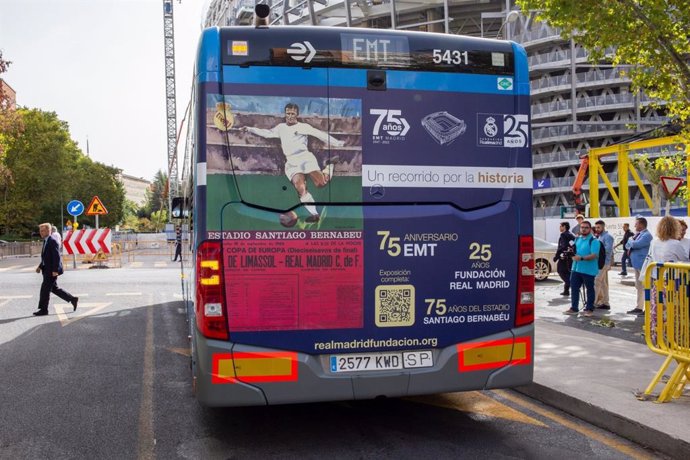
[172,227,182,262]
[554,222,575,296]
[34,222,78,316]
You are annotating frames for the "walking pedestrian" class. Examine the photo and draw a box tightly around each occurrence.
[563,220,601,317]
[554,222,575,296]
[34,222,78,316]
[615,223,633,276]
[625,217,653,316]
[172,227,182,262]
[594,220,614,310]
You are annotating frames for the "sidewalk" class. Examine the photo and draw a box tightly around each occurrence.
[517,319,690,458]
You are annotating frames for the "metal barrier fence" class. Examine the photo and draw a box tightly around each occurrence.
[1,233,183,266]
[0,241,42,259]
[642,262,690,403]
[62,244,123,269]
[121,239,188,264]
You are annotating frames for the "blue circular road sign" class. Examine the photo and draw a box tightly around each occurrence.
[67,200,84,217]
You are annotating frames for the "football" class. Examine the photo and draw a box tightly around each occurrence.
[279,211,299,228]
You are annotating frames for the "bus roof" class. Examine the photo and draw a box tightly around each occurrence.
[196,26,520,76]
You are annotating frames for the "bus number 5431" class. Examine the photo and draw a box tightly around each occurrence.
[432,49,469,65]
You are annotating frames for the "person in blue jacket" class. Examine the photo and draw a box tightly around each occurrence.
[625,216,653,315]
[563,220,601,317]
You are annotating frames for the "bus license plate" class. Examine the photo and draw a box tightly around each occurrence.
[330,351,433,373]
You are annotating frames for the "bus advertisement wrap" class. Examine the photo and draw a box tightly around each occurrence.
[203,91,527,353]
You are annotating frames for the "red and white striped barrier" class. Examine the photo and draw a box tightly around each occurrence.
[63,228,111,255]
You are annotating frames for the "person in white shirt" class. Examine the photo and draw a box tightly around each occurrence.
[642,216,689,341]
[50,225,62,247]
[677,220,690,257]
[642,217,689,278]
[243,103,345,226]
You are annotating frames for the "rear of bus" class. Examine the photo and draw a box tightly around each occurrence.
[187,26,533,406]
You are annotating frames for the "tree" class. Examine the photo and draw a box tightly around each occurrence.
[1,108,126,236]
[0,51,22,147]
[150,209,168,232]
[0,51,23,235]
[631,150,686,216]
[70,159,125,228]
[1,53,127,236]
[517,0,690,135]
[142,169,168,218]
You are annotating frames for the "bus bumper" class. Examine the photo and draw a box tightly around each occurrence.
[192,324,534,407]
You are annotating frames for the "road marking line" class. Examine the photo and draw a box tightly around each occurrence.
[20,267,37,272]
[0,265,23,272]
[0,295,32,299]
[137,303,155,460]
[130,262,144,268]
[154,262,167,268]
[408,391,547,427]
[0,299,9,308]
[492,390,654,460]
[106,292,143,296]
[55,302,112,327]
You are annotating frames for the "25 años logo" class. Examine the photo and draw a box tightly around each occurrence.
[477,113,529,148]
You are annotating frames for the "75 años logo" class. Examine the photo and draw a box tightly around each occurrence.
[370,109,410,144]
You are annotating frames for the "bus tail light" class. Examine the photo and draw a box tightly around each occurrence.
[196,240,228,340]
[516,235,535,327]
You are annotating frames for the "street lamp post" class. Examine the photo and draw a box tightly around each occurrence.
[496,10,519,39]
[480,9,519,39]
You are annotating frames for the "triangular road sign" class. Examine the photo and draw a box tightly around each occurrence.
[86,195,108,215]
[660,176,684,197]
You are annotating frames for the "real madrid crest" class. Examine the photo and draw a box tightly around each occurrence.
[483,116,498,138]
[213,102,234,131]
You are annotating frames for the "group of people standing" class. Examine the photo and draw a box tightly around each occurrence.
[553,214,689,318]
[554,216,613,317]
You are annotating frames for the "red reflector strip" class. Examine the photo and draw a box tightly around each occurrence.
[211,352,298,384]
[516,235,535,327]
[457,337,531,372]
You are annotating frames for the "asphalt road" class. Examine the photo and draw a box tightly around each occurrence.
[0,257,662,459]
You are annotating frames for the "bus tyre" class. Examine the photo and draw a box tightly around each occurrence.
[279,211,299,228]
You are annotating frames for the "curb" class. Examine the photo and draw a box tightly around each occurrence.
[515,382,690,459]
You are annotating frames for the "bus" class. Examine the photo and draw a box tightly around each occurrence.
[174,10,534,407]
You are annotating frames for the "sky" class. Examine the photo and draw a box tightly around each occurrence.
[0,0,208,180]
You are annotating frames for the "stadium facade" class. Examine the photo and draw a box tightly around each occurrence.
[202,0,670,217]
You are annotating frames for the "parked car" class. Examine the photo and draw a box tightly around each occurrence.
[534,237,558,281]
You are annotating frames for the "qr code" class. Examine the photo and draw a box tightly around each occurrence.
[375,285,415,327]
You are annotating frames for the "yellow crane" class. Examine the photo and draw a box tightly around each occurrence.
[586,135,687,217]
